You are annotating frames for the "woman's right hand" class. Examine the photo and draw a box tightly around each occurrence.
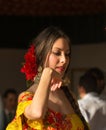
[42,67,62,91]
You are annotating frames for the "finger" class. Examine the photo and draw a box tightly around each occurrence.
[51,83,58,91]
[57,81,62,88]
[50,85,55,91]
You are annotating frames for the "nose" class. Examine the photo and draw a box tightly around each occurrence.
[60,54,67,64]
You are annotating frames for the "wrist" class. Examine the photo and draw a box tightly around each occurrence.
[39,68,53,85]
[43,67,53,76]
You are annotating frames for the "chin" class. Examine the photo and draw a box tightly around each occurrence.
[57,70,64,75]
[59,72,65,78]
[55,68,66,77]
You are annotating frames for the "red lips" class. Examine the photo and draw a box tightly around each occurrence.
[56,66,65,72]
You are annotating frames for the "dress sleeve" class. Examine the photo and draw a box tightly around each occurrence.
[6,91,43,130]
[16,91,33,117]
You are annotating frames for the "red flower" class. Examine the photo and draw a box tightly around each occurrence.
[21,44,38,81]
[43,108,73,130]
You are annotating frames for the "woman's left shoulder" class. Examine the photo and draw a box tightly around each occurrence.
[18,91,34,103]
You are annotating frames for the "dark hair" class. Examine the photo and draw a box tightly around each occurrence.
[79,74,98,93]
[86,67,104,80]
[3,88,17,98]
[32,26,71,75]
[85,67,105,94]
[62,86,89,130]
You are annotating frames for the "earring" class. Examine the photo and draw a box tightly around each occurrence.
[38,66,42,72]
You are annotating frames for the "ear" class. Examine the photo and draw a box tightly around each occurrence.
[78,86,86,98]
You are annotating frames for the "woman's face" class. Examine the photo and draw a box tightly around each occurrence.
[47,38,70,76]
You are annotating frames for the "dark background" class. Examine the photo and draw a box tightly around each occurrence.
[0,14,105,49]
[0,0,105,49]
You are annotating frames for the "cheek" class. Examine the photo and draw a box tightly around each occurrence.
[48,55,58,68]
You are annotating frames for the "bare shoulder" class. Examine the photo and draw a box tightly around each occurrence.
[18,91,26,102]
[18,84,38,102]
[18,89,36,103]
[18,91,31,102]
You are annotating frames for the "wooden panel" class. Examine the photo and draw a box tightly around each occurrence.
[0,0,105,16]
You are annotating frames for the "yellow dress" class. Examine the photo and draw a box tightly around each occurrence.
[6,92,84,130]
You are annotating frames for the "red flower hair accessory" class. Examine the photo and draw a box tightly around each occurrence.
[21,44,38,86]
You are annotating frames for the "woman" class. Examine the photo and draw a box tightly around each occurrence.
[6,26,89,130]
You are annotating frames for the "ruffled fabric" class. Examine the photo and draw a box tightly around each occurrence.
[6,92,43,130]
[68,114,84,130]
[6,92,84,130]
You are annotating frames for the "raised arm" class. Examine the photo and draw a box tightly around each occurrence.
[23,67,62,120]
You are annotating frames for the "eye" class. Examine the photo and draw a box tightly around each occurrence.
[52,51,61,56]
[65,52,71,57]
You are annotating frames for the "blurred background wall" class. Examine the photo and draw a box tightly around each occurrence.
[0,43,106,93]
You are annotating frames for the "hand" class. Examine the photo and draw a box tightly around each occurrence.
[41,67,62,91]
[50,69,62,91]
